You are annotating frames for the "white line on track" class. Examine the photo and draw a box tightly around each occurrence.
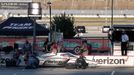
[111,71,115,75]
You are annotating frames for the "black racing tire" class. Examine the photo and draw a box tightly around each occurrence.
[0,58,5,64]
[5,58,11,67]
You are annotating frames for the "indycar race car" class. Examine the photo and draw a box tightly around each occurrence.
[37,52,97,68]
[37,52,78,67]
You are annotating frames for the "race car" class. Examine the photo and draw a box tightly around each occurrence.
[37,52,78,67]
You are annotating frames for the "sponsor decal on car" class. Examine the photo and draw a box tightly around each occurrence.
[45,60,65,65]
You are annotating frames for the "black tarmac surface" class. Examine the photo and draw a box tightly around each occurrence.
[0,66,134,75]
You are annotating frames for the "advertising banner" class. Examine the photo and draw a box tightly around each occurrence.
[0,36,47,51]
[0,2,29,9]
[63,38,111,55]
[86,56,134,67]
[0,0,32,2]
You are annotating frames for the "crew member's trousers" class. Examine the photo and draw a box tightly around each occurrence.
[121,42,128,56]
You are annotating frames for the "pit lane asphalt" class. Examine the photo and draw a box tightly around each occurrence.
[0,66,134,75]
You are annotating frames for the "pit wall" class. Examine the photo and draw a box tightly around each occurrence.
[85,55,134,67]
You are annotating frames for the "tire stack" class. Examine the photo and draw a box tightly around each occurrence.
[5,58,16,67]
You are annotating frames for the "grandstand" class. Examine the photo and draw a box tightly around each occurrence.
[32,0,134,33]
[1,0,134,32]
[33,0,134,10]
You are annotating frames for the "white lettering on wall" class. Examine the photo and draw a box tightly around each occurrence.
[2,23,33,29]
